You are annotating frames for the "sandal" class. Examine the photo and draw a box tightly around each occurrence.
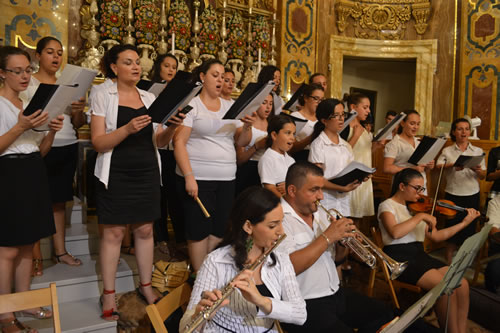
[136,282,160,305]
[16,307,52,319]
[0,317,37,333]
[99,289,120,321]
[54,252,82,266]
[120,246,135,256]
[32,259,43,277]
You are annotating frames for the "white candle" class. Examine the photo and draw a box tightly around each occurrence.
[249,0,253,14]
[257,47,262,74]
[171,32,175,54]
[223,0,227,8]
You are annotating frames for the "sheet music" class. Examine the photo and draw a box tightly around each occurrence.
[408,136,447,166]
[56,64,98,101]
[162,83,202,124]
[340,111,358,132]
[235,82,275,120]
[35,84,80,131]
[454,153,485,168]
[380,293,433,333]
[373,112,406,142]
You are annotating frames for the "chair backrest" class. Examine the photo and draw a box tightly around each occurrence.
[146,282,192,333]
[0,283,61,333]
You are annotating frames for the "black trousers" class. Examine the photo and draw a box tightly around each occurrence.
[281,287,394,333]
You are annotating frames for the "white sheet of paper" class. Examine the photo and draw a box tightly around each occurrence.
[56,64,98,101]
[416,137,447,165]
[235,82,276,120]
[35,84,79,131]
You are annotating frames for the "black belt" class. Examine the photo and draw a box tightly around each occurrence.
[0,152,40,159]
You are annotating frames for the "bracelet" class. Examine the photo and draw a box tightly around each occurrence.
[184,172,193,177]
[320,233,330,246]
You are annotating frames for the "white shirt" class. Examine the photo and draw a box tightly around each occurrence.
[91,82,159,188]
[175,96,240,181]
[436,143,486,196]
[377,198,426,246]
[290,111,316,147]
[258,148,295,185]
[308,131,353,217]
[487,196,500,229]
[20,77,78,147]
[273,93,284,115]
[384,134,428,194]
[180,245,307,332]
[87,78,114,123]
[246,126,267,162]
[280,198,340,300]
[0,97,45,156]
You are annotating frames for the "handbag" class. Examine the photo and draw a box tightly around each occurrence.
[152,260,190,293]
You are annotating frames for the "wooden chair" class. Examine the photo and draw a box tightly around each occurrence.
[367,227,422,309]
[146,282,192,333]
[0,283,61,333]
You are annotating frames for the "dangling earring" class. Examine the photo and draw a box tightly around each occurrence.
[245,236,254,253]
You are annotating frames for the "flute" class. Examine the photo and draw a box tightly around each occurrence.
[183,233,287,333]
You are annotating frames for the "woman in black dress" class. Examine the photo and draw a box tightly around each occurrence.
[90,45,182,320]
[0,46,63,332]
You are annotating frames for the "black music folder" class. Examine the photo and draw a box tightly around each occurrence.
[339,110,358,140]
[328,161,376,187]
[372,112,406,142]
[280,112,308,134]
[136,79,167,97]
[23,83,79,131]
[148,71,201,125]
[282,83,306,112]
[453,153,485,168]
[223,81,275,120]
[407,136,447,166]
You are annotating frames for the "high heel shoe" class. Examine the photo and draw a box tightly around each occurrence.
[136,282,160,305]
[16,307,52,319]
[53,252,82,266]
[32,259,43,277]
[0,317,37,333]
[99,289,120,321]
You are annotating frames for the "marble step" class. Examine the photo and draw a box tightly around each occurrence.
[19,297,117,333]
[40,223,100,260]
[31,254,138,303]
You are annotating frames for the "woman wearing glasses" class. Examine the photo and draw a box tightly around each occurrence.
[378,168,479,333]
[289,83,324,161]
[308,98,360,218]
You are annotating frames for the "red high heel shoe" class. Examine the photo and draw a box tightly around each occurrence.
[136,281,161,305]
[99,289,120,321]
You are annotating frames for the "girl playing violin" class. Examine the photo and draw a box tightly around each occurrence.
[378,168,480,333]
[436,118,486,264]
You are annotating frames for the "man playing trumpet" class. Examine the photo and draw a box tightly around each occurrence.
[280,161,393,333]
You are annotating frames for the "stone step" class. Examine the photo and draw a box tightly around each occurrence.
[40,223,100,260]
[19,297,117,333]
[31,254,138,303]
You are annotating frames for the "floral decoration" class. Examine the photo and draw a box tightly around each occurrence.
[99,0,128,41]
[134,0,160,45]
[167,0,192,52]
[226,10,246,60]
[198,4,219,56]
[251,15,270,62]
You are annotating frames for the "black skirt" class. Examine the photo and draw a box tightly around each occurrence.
[444,192,480,246]
[44,143,78,203]
[0,152,55,246]
[383,242,445,285]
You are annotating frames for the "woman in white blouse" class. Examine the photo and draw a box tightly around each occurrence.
[308,98,360,218]
[91,45,182,319]
[383,110,434,194]
[436,118,486,264]
[174,59,253,272]
[289,83,324,161]
[0,46,64,331]
[378,168,479,333]
[180,186,306,333]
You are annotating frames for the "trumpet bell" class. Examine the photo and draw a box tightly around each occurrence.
[388,261,408,280]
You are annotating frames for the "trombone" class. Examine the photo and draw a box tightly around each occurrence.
[315,200,407,280]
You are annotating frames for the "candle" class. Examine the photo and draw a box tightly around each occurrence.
[273,0,277,10]
[257,47,262,74]
[223,0,226,8]
[171,32,175,54]
[249,0,253,14]
[273,12,276,20]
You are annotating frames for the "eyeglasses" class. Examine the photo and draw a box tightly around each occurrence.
[327,112,348,120]
[309,95,325,103]
[4,67,34,76]
[406,184,426,193]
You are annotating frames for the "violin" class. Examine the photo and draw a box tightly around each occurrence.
[408,195,457,218]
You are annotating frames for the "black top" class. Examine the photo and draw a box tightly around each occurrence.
[488,147,500,192]
[256,283,273,298]
[111,105,157,170]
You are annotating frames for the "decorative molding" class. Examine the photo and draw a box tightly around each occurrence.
[329,35,437,135]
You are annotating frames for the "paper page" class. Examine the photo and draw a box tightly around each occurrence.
[381,293,433,333]
[56,64,98,101]
[373,112,406,142]
[148,82,168,97]
[340,111,358,132]
[161,83,203,124]
[235,82,276,120]
[415,137,447,165]
[35,85,79,131]
[455,154,485,168]
[334,161,375,178]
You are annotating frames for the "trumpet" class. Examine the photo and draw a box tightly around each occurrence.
[183,233,287,333]
[315,200,407,280]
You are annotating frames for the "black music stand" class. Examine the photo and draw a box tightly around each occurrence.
[380,223,492,333]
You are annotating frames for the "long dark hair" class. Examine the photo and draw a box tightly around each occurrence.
[266,114,295,147]
[35,36,62,54]
[218,186,281,270]
[102,44,138,79]
[397,109,420,134]
[258,65,280,95]
[311,98,344,141]
[150,54,178,83]
[192,59,223,83]
[298,83,324,106]
[449,118,470,142]
[390,168,423,196]
[343,92,368,110]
